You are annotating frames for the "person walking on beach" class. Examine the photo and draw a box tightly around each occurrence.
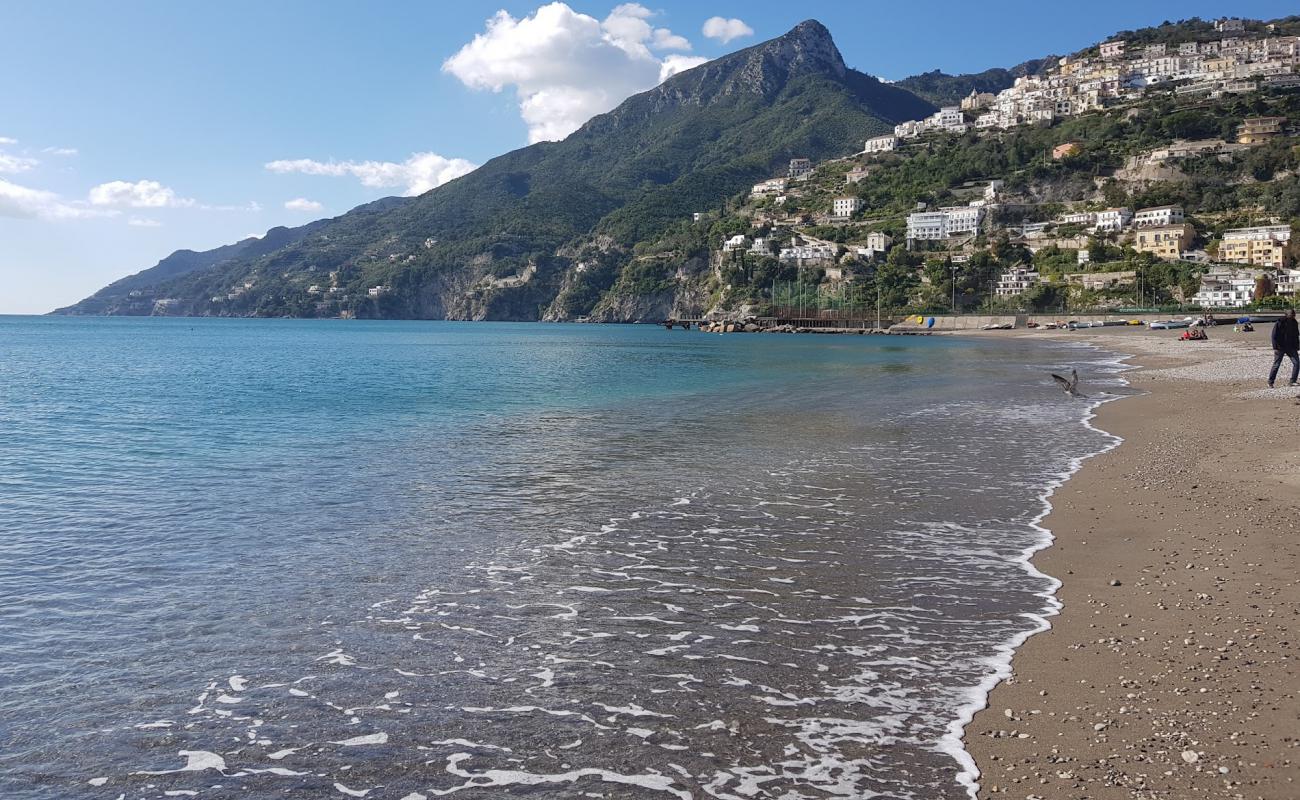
[1268,309,1299,388]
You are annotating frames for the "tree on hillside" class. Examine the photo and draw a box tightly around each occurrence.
[1255,274,1275,302]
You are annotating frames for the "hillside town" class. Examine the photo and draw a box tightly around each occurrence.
[917,17,1300,135]
[700,16,1300,315]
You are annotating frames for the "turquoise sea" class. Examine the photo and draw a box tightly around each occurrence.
[0,317,1126,799]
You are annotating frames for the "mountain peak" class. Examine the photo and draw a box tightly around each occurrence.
[747,18,846,81]
[589,18,849,128]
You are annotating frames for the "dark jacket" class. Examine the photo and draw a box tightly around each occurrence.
[1273,316,1300,353]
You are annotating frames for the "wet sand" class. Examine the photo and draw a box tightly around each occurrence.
[967,327,1300,799]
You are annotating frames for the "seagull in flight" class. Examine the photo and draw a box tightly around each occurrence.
[1051,368,1088,398]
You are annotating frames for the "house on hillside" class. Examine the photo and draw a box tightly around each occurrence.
[995,268,1040,297]
[832,197,865,219]
[1133,205,1184,228]
[1219,225,1291,268]
[778,242,836,267]
[788,159,813,179]
[1052,142,1082,160]
[1093,207,1133,233]
[845,165,873,184]
[906,205,985,242]
[1193,270,1260,307]
[1275,269,1300,296]
[722,234,748,252]
[857,232,893,259]
[1237,116,1284,144]
[864,134,898,154]
[750,178,787,197]
[1134,223,1196,260]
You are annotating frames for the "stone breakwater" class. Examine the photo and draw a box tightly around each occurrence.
[686,318,930,335]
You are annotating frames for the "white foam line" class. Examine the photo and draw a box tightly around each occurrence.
[945,343,1134,799]
[429,753,691,799]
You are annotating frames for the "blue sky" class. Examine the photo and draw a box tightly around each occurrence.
[1,0,1293,313]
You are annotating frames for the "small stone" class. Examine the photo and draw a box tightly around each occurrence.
[1181,750,1199,764]
[1109,579,1122,586]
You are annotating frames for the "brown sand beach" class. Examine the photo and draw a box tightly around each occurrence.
[965,327,1300,799]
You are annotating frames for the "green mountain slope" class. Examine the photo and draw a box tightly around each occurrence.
[54,197,404,315]
[56,20,935,320]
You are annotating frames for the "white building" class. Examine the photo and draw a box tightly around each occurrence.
[1100,40,1126,59]
[895,107,969,139]
[1193,271,1259,307]
[722,234,748,252]
[1134,205,1185,228]
[864,134,898,153]
[942,205,985,235]
[1275,269,1300,296]
[984,180,1004,201]
[931,106,968,132]
[788,158,813,179]
[995,268,1041,297]
[749,237,772,256]
[1093,207,1133,233]
[750,178,787,197]
[906,205,986,240]
[832,197,865,218]
[894,120,925,138]
[778,243,837,266]
[368,285,391,297]
[906,211,948,240]
[1215,17,1246,33]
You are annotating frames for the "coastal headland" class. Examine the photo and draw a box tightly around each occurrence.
[965,328,1299,799]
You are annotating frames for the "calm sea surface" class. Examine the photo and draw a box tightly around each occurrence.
[0,317,1125,800]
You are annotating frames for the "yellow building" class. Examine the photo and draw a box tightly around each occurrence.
[1219,225,1291,268]
[1134,224,1195,259]
[1237,117,1285,145]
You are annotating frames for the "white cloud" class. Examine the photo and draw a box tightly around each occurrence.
[443,2,707,143]
[265,152,477,196]
[88,179,195,209]
[652,28,691,51]
[284,197,324,212]
[0,152,39,174]
[701,16,753,44]
[0,137,16,145]
[0,177,112,221]
[42,146,78,157]
[128,217,162,227]
[601,3,690,53]
[660,54,708,82]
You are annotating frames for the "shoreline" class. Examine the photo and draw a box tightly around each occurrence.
[944,340,1135,799]
[962,328,1300,798]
